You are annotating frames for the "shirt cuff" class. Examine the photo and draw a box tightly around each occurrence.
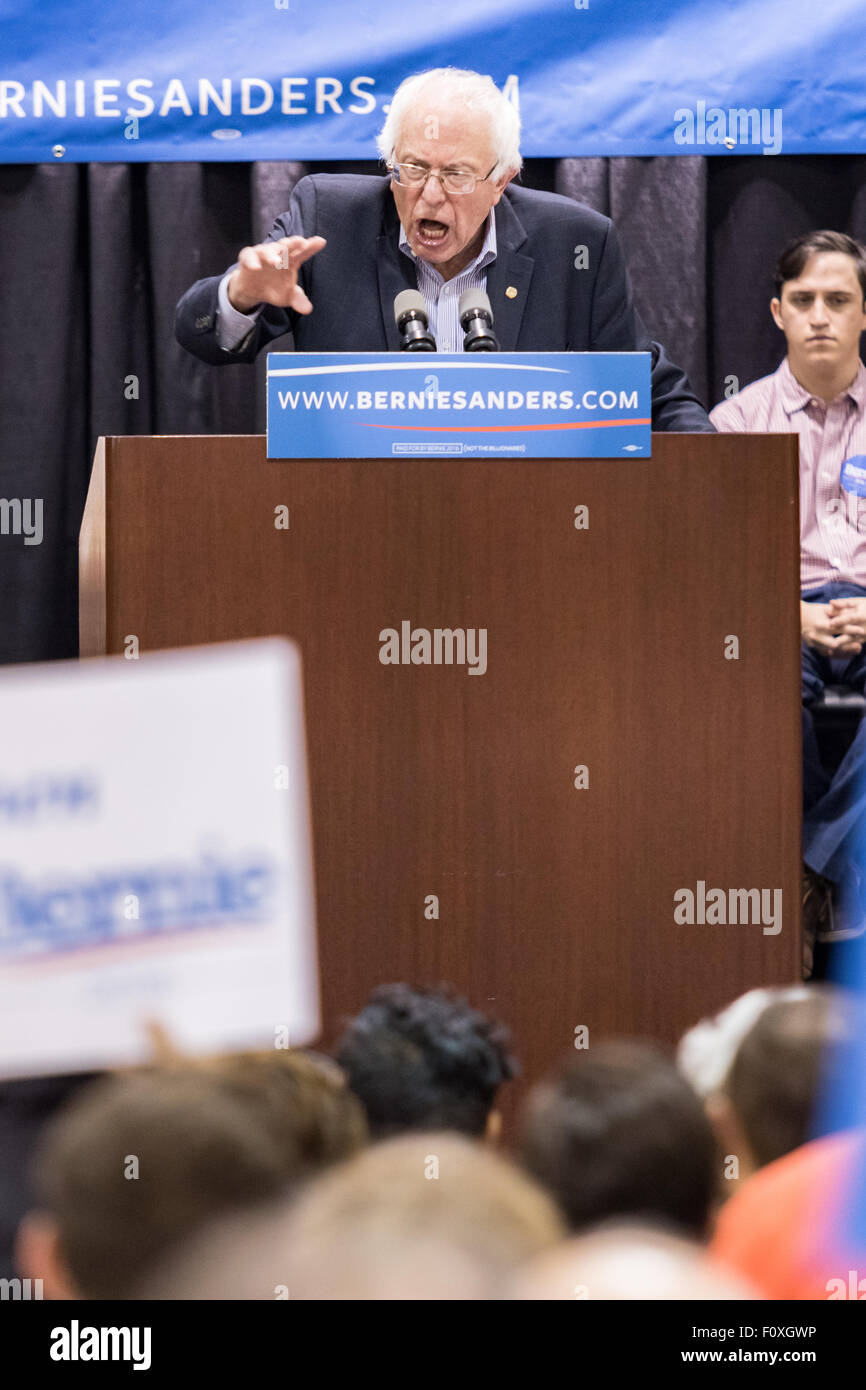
[216,272,264,351]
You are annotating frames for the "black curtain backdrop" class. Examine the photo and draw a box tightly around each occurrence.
[2,153,866,666]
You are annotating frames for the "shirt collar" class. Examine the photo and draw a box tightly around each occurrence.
[778,354,866,414]
[398,210,498,277]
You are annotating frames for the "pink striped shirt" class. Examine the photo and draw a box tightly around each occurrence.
[710,356,866,591]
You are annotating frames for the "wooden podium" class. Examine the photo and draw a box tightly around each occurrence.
[80,433,801,1115]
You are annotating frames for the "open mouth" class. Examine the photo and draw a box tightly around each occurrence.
[416,219,449,247]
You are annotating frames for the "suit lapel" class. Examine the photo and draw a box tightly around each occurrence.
[486,195,534,351]
[378,186,418,350]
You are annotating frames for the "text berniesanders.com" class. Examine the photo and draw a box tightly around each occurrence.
[276,388,640,413]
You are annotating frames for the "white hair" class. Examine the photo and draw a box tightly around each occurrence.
[376,68,522,181]
[676,985,811,1098]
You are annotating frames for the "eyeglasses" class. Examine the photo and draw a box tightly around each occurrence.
[389,161,497,196]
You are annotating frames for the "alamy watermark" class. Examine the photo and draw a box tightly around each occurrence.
[0,497,42,545]
[674,881,782,935]
[50,1321,151,1370]
[379,621,487,675]
[0,1277,43,1300]
[674,102,782,155]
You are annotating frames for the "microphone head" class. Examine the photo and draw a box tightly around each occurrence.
[458,287,494,324]
[394,289,428,326]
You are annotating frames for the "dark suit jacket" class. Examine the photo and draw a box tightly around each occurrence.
[176,173,713,432]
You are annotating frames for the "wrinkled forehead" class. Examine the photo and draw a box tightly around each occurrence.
[394,94,496,170]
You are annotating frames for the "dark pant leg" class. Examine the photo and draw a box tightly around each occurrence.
[803,640,866,889]
[802,640,832,813]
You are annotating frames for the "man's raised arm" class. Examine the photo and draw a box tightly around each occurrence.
[174,180,325,366]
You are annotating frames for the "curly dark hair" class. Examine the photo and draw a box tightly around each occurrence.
[335,983,518,1139]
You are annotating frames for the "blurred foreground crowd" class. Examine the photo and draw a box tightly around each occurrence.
[1,981,864,1300]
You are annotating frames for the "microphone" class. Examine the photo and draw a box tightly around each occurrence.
[459,288,499,352]
[394,290,437,351]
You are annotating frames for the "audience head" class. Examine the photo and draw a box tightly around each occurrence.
[677,985,809,1099]
[679,984,858,1177]
[334,983,517,1140]
[17,1050,366,1298]
[515,1224,760,1300]
[727,987,860,1168]
[184,1047,368,1171]
[146,1132,563,1300]
[519,1040,717,1238]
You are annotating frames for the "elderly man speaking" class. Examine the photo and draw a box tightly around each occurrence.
[175,67,711,432]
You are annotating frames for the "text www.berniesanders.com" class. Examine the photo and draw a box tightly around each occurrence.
[276,388,640,412]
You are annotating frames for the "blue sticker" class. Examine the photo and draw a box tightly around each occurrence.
[841,456,866,495]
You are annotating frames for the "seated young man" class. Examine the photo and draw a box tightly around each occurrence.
[710,231,866,972]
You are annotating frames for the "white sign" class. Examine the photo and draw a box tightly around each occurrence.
[0,639,319,1078]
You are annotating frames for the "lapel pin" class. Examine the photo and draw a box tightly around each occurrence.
[506,286,518,299]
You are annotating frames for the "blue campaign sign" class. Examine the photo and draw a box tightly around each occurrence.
[266,353,651,460]
[2,0,866,162]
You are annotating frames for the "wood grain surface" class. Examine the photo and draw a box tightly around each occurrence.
[81,432,802,1122]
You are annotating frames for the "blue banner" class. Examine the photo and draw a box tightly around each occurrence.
[1,0,865,163]
[266,352,651,459]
